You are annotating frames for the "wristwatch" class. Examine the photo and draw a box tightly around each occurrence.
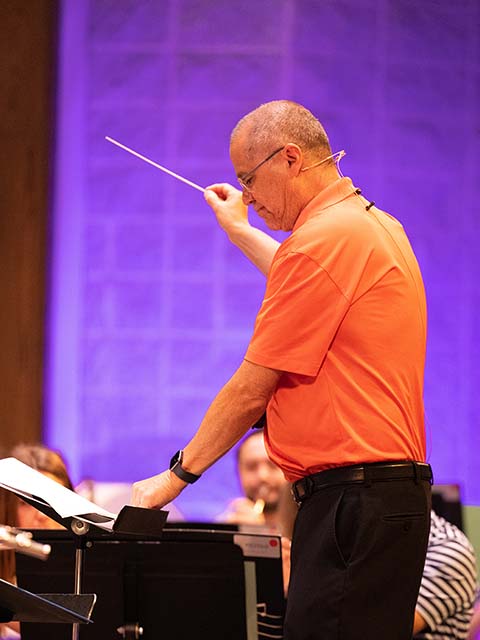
[169,450,201,484]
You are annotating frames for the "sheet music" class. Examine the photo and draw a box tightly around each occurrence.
[0,458,117,526]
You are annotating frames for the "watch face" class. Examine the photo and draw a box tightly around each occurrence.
[168,449,200,484]
[170,450,182,469]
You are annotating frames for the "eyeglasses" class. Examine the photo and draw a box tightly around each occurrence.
[237,146,285,192]
[301,150,345,172]
[237,146,346,192]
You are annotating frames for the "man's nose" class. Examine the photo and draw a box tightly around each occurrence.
[257,464,270,481]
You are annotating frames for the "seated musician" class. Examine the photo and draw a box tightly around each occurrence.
[220,430,478,638]
[0,444,74,639]
[218,428,287,532]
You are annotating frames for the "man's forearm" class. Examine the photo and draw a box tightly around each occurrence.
[181,360,281,474]
[203,184,280,276]
[132,361,281,509]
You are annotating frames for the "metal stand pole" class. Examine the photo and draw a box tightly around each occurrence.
[71,519,90,640]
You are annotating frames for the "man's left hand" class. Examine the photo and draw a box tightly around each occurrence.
[131,470,186,509]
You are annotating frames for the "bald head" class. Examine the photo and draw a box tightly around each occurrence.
[231,100,332,161]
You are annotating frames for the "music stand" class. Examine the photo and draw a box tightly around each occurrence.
[0,578,95,624]
[17,529,251,640]
[0,458,168,640]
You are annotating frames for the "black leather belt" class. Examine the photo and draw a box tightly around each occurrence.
[292,461,433,504]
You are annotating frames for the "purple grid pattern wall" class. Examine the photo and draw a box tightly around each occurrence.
[47,0,480,519]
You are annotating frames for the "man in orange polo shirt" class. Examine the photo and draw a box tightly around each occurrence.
[132,100,432,639]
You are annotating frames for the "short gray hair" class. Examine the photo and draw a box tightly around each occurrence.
[231,100,332,159]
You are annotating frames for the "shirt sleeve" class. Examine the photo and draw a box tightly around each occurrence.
[415,538,478,633]
[245,250,350,376]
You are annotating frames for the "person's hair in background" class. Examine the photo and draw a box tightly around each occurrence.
[10,443,74,530]
[10,444,73,491]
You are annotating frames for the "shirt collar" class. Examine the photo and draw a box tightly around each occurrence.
[293,177,358,231]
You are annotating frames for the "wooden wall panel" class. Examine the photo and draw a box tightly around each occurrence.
[0,1,57,450]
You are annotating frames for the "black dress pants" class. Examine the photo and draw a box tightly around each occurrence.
[284,477,431,640]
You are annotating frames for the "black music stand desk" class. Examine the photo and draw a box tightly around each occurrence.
[0,578,94,624]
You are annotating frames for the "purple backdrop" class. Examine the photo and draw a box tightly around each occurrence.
[46,0,480,519]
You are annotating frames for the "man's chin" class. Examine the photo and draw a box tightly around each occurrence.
[262,216,282,231]
[266,221,282,231]
[263,500,279,514]
[262,213,290,232]
[255,207,278,230]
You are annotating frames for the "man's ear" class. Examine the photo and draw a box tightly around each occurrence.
[283,144,303,175]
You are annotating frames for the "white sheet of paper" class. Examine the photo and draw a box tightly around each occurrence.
[0,458,117,521]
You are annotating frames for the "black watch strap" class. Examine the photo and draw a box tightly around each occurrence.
[169,450,201,484]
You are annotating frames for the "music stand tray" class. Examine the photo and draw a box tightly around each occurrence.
[0,457,168,640]
[0,578,95,624]
[0,458,168,536]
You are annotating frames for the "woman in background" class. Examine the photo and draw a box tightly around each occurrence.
[10,444,73,530]
[0,444,74,639]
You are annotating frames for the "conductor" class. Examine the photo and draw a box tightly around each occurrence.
[132,100,432,640]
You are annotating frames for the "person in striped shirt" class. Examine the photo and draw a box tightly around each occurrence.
[414,510,478,639]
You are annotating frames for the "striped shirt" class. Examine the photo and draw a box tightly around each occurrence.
[414,511,478,639]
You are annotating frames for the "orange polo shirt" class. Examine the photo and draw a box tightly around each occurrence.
[245,177,427,482]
